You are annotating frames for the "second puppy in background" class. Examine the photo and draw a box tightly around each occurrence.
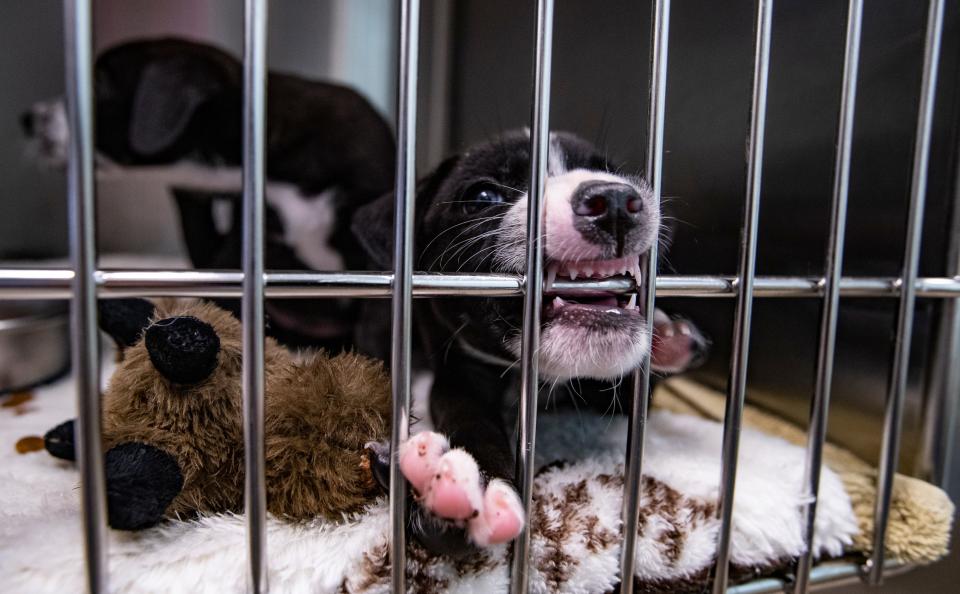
[355,130,709,555]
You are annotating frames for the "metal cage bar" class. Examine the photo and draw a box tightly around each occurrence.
[241,0,269,591]
[0,269,958,300]
[712,1,773,591]
[510,1,555,590]
[868,0,945,584]
[25,2,960,593]
[63,0,107,591]
[0,268,960,300]
[390,0,421,591]
[794,0,863,591]
[619,0,671,590]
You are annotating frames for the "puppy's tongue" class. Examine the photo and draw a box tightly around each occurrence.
[571,295,618,307]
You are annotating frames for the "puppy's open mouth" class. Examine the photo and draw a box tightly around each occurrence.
[542,254,642,320]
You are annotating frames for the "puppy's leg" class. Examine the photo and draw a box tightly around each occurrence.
[401,350,524,553]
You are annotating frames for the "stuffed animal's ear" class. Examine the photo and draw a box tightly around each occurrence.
[351,154,461,269]
[129,56,221,156]
[145,316,221,385]
[105,442,183,531]
[98,298,155,351]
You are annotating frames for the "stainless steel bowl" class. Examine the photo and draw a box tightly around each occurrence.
[0,301,70,394]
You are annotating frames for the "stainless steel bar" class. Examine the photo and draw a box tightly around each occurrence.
[711,0,773,591]
[242,0,269,591]
[727,560,910,594]
[64,0,107,591]
[390,0,420,591]
[620,0,671,590]
[1,270,959,300]
[919,118,960,487]
[510,0,554,590]
[794,0,863,590]
[929,138,960,488]
[867,0,945,584]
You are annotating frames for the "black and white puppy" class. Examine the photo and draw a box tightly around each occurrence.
[354,130,708,553]
[21,37,395,348]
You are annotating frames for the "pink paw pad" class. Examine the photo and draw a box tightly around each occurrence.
[397,431,525,547]
[422,449,484,521]
[469,479,525,546]
[398,431,449,495]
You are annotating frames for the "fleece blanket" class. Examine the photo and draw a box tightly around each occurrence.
[1,364,859,593]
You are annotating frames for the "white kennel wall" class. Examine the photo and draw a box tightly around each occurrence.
[0,0,957,593]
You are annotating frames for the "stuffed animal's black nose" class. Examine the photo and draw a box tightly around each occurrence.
[19,111,34,136]
[145,316,220,385]
[572,181,644,253]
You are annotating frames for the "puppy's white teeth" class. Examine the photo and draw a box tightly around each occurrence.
[568,269,578,281]
[546,265,558,290]
[582,267,593,278]
[626,293,637,309]
[552,297,566,308]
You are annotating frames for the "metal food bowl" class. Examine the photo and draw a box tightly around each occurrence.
[0,301,70,394]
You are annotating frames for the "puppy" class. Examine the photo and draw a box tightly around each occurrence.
[21,37,395,348]
[354,130,708,554]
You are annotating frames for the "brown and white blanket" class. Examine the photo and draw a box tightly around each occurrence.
[1,364,868,593]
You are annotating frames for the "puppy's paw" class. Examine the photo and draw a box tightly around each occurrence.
[399,431,524,549]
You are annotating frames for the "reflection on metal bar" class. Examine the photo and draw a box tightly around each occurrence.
[63,1,107,591]
[0,270,959,300]
[794,0,863,591]
[510,1,554,591]
[868,0,945,584]
[389,0,420,591]
[620,0,671,590]
[241,0,269,591]
[712,1,773,592]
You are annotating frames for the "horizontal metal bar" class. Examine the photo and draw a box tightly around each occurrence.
[728,560,909,594]
[0,269,958,299]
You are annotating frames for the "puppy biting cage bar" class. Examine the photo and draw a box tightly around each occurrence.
[0,0,958,593]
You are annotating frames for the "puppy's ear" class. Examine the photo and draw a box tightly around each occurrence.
[351,155,460,268]
[129,56,221,156]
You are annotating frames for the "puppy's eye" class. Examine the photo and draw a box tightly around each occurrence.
[462,184,505,214]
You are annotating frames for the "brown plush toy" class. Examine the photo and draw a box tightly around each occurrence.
[44,298,391,530]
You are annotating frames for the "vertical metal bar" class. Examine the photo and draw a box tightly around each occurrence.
[619,1,671,591]
[794,1,863,591]
[389,0,420,591]
[64,0,107,591]
[242,0,269,592]
[711,1,773,592]
[867,0,945,584]
[928,155,960,489]
[509,0,555,591]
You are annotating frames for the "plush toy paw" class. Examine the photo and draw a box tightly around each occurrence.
[44,418,76,461]
[104,442,184,531]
